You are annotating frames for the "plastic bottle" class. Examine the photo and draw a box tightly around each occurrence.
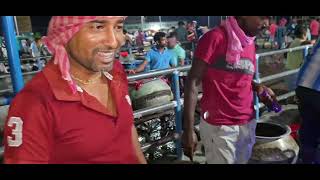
[259,90,282,113]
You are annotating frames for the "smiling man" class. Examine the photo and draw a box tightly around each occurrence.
[3,16,146,164]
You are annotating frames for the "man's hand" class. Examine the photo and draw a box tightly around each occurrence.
[131,126,147,164]
[181,130,198,161]
[255,84,276,103]
[183,58,207,162]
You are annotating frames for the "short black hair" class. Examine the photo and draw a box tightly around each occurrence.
[34,37,41,42]
[154,32,166,42]
[295,26,307,39]
[167,32,177,39]
[178,21,185,26]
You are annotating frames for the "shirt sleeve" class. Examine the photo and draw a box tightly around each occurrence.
[170,53,178,67]
[145,50,152,63]
[194,29,224,64]
[3,92,53,164]
[177,48,186,60]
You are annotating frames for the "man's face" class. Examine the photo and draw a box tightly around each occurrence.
[167,37,177,48]
[238,16,265,37]
[66,17,125,73]
[157,37,167,48]
[36,39,42,45]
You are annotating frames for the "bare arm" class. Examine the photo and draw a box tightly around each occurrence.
[179,58,185,66]
[183,58,207,131]
[128,60,148,74]
[131,125,147,164]
[182,58,207,160]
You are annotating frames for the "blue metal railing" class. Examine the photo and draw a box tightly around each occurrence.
[253,45,312,120]
[128,66,191,160]
[1,16,24,95]
[171,70,183,159]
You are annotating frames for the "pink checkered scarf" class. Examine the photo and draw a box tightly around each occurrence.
[43,16,126,94]
[222,16,256,64]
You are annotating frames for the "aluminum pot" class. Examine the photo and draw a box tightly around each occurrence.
[250,122,299,164]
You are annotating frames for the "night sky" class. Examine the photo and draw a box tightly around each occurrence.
[30,16,52,35]
[29,16,223,35]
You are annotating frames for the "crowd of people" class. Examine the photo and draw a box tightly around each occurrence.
[0,33,50,74]
[259,16,319,50]
[1,16,320,164]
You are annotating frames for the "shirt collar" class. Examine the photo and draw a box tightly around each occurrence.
[43,61,124,118]
[152,46,168,52]
[43,61,115,102]
[43,61,81,102]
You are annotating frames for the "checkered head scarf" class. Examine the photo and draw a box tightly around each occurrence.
[43,16,127,94]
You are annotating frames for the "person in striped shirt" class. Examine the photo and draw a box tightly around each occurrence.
[296,38,320,164]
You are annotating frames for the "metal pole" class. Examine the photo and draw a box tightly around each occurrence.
[141,16,144,30]
[13,16,19,36]
[1,16,24,94]
[260,69,300,83]
[128,65,191,81]
[303,46,309,61]
[171,70,183,160]
[254,54,260,121]
[159,16,162,29]
[258,45,312,58]
[208,16,210,28]
[133,101,176,119]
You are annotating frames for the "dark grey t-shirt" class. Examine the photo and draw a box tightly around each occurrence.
[175,27,188,42]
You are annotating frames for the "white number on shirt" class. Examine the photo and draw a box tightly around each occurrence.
[7,117,23,147]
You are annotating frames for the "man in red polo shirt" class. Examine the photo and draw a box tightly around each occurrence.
[310,17,319,41]
[3,16,146,164]
[183,16,275,164]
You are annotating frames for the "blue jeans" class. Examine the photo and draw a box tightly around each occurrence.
[296,86,320,164]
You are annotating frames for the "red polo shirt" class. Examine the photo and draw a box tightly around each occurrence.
[3,60,139,164]
[194,26,256,126]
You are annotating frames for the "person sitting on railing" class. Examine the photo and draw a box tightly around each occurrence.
[29,35,49,70]
[285,26,311,93]
[182,16,277,164]
[310,17,319,41]
[3,16,146,164]
[167,32,187,95]
[296,39,320,164]
[275,18,287,49]
[135,29,145,48]
[123,29,134,49]
[269,18,278,44]
[128,32,176,74]
[167,32,186,67]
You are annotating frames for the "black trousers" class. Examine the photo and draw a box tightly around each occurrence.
[296,86,320,164]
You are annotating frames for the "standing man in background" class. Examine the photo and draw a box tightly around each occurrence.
[183,16,275,164]
[167,32,186,67]
[310,17,319,41]
[296,39,320,164]
[128,32,176,74]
